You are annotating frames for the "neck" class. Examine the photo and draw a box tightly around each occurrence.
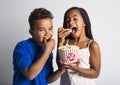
[31,38,43,46]
[74,31,88,42]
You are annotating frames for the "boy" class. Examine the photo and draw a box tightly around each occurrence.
[13,8,65,85]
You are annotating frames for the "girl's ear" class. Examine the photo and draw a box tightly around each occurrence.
[29,29,33,36]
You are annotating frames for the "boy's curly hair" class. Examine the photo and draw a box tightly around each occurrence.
[28,8,54,30]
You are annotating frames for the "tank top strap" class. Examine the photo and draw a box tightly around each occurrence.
[88,39,93,47]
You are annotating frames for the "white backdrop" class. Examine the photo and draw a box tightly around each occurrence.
[0,0,120,85]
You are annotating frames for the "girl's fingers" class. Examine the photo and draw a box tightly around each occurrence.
[58,27,64,32]
[58,27,70,34]
[58,29,71,37]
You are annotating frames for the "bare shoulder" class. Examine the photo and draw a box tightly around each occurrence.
[89,40,101,64]
[89,40,100,51]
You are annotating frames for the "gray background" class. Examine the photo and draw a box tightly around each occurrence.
[0,0,120,85]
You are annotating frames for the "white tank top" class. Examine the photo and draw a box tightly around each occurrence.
[60,40,96,85]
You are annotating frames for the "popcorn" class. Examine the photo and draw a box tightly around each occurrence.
[58,45,79,63]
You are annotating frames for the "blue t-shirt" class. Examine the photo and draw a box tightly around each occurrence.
[13,38,53,85]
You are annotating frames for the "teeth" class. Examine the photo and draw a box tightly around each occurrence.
[72,27,77,29]
[70,26,75,29]
[46,37,49,39]
[46,38,49,40]
[44,36,49,39]
[71,27,77,34]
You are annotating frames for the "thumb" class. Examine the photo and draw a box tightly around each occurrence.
[76,58,80,65]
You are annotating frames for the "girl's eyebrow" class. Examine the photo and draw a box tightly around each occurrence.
[67,15,79,18]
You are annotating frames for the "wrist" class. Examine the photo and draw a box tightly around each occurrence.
[58,42,64,47]
[45,47,52,54]
[58,67,66,72]
[59,44,63,47]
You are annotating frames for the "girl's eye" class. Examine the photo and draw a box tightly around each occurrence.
[73,18,78,21]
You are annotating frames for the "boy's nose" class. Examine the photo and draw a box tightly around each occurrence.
[44,31,49,36]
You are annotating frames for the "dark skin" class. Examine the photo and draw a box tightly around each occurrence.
[57,9,101,78]
[22,18,66,83]
[22,18,55,80]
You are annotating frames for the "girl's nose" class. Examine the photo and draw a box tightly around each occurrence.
[69,20,74,26]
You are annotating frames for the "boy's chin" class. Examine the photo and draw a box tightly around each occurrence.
[37,42,43,46]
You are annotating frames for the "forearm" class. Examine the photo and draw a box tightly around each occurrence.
[75,66,100,78]
[23,48,52,80]
[58,41,64,47]
[72,42,101,78]
[47,69,66,83]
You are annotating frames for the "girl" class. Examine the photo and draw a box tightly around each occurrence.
[57,7,101,85]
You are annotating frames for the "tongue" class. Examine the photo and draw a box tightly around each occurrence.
[71,29,76,34]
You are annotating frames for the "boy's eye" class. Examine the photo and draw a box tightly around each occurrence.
[39,29,44,32]
[39,29,43,31]
[49,27,53,30]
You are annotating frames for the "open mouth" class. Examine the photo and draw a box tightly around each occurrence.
[70,27,77,34]
[44,36,50,42]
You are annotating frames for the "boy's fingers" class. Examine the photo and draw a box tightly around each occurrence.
[43,37,48,45]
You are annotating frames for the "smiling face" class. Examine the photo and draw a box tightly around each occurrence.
[66,9,86,39]
[29,18,53,45]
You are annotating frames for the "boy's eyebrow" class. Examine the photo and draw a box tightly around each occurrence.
[36,26,44,30]
[50,26,53,28]
[37,26,53,29]
[37,26,43,29]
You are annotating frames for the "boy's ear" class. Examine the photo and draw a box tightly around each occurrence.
[29,29,33,36]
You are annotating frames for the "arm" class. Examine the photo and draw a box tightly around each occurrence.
[46,68,66,83]
[64,41,101,78]
[46,44,66,83]
[45,27,70,83]
[22,39,55,80]
[58,27,71,46]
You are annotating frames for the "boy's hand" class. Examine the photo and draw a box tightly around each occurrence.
[57,59,66,72]
[43,37,55,51]
[58,27,71,46]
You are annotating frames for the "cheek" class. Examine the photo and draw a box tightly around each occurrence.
[49,31,53,37]
[39,33,44,37]
[78,23,84,31]
[37,33,45,41]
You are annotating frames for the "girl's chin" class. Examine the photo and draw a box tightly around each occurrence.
[71,34,79,39]
[71,32,77,36]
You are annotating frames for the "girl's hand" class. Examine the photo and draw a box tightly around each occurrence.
[63,59,80,71]
[58,27,71,46]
